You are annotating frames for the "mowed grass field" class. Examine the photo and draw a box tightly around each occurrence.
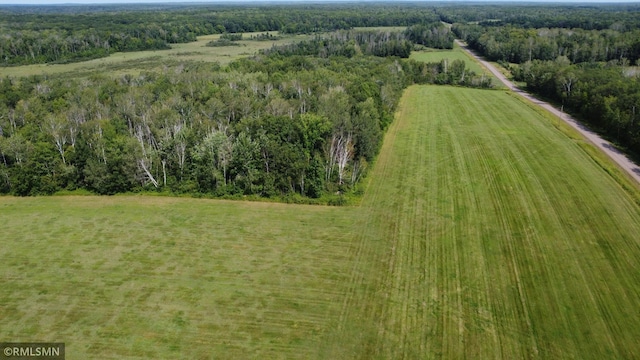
[326,86,640,359]
[2,85,640,359]
[0,196,358,359]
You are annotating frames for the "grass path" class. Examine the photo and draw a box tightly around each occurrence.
[329,85,640,359]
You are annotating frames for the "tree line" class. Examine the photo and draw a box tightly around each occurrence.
[437,3,640,31]
[261,23,454,60]
[453,24,640,65]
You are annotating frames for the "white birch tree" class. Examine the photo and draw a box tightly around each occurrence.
[46,114,68,165]
[335,132,353,185]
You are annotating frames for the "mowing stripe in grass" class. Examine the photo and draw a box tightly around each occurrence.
[328,85,640,359]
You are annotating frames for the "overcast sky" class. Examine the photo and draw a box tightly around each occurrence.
[1,0,639,4]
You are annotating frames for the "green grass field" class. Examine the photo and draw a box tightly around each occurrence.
[2,86,640,359]
[410,43,504,88]
[0,196,358,359]
[0,32,310,79]
[329,85,640,359]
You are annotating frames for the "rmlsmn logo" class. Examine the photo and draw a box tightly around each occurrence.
[0,343,65,360]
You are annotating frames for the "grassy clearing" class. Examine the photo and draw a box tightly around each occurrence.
[410,43,504,88]
[0,27,405,79]
[0,32,310,79]
[328,85,640,359]
[0,196,357,359]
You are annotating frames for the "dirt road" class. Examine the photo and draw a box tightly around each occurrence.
[455,39,640,185]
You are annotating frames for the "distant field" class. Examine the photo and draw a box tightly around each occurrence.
[0,27,408,79]
[0,196,357,359]
[0,32,309,78]
[410,43,504,88]
[2,86,640,359]
[328,85,640,358]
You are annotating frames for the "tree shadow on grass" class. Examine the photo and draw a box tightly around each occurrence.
[602,142,624,154]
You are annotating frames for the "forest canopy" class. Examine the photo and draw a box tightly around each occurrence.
[0,4,441,66]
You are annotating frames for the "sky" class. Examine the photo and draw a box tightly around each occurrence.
[1,0,639,4]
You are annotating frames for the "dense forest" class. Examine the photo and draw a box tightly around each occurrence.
[437,4,640,30]
[448,4,640,160]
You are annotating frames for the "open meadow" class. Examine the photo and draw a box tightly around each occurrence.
[2,85,640,359]
[0,26,403,79]
[0,32,309,79]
